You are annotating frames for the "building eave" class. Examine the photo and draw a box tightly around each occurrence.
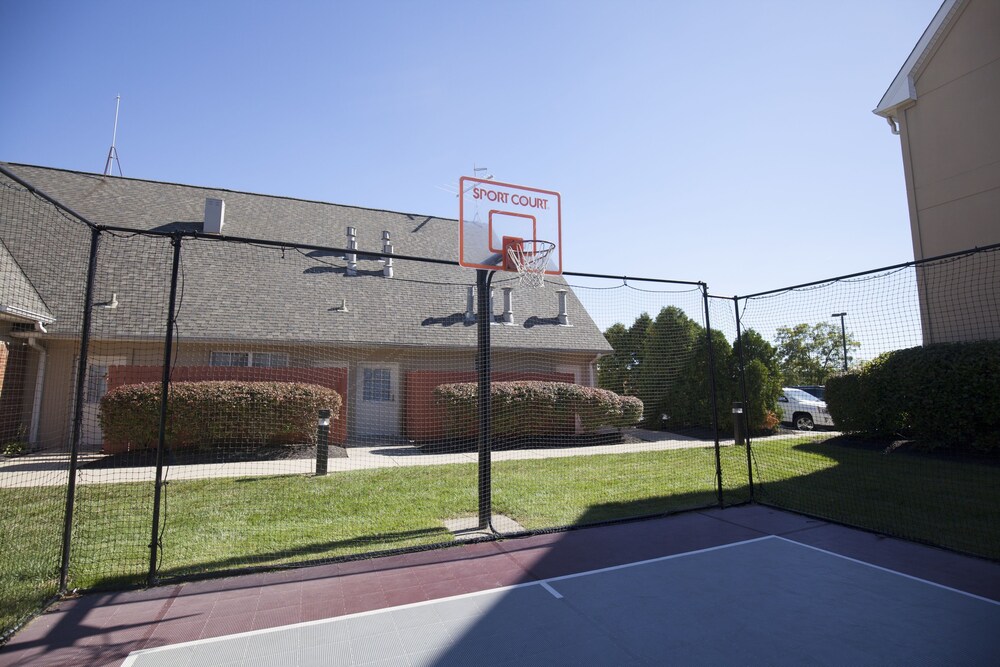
[873,0,965,119]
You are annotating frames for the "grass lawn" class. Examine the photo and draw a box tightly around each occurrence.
[751,437,1000,558]
[3,434,998,638]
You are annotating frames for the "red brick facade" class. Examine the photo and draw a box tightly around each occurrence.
[0,342,27,442]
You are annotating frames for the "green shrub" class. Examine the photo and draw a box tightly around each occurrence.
[1,424,29,457]
[2,440,28,457]
[826,341,1000,451]
[434,381,643,439]
[100,381,342,452]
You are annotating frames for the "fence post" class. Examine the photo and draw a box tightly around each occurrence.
[702,286,724,508]
[733,296,754,502]
[148,233,182,586]
[59,226,101,593]
[476,269,493,530]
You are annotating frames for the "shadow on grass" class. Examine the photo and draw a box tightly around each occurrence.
[145,526,455,584]
[752,438,1000,560]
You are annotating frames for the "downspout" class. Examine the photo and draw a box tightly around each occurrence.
[26,322,48,445]
[589,354,602,388]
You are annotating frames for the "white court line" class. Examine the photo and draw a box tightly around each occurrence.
[121,535,772,664]
[540,581,563,599]
[774,536,1000,606]
[125,533,998,664]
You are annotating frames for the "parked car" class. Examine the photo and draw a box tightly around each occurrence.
[778,387,834,430]
[791,385,825,400]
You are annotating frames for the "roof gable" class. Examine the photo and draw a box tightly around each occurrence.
[874,0,966,118]
[0,239,55,324]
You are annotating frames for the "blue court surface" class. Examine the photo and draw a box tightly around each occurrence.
[122,535,1000,666]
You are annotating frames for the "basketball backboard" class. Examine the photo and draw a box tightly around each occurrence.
[458,177,562,274]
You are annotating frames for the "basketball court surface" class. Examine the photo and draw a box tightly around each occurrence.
[3,506,998,666]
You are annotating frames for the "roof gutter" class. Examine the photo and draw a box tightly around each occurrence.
[0,304,56,325]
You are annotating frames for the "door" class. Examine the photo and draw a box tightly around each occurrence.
[79,355,127,449]
[355,363,401,438]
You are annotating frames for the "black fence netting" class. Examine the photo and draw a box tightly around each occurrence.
[487,276,733,538]
[1,164,998,643]
[736,248,1000,561]
[0,175,91,640]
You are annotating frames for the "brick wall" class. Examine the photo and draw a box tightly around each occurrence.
[107,366,349,445]
[0,342,27,442]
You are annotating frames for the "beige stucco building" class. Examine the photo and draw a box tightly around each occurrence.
[874,0,1000,344]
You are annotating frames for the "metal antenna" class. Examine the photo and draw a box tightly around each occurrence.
[437,164,494,197]
[459,163,492,196]
[103,94,123,177]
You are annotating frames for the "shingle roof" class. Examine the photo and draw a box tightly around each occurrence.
[0,164,611,354]
[0,239,55,324]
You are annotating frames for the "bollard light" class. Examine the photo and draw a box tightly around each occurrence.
[732,402,745,446]
[316,409,331,476]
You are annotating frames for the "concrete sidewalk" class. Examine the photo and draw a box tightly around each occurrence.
[0,429,828,488]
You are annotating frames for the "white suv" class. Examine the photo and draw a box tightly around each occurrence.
[778,387,834,430]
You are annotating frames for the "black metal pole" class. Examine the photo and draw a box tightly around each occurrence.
[476,269,493,530]
[839,314,849,371]
[702,286,724,508]
[733,297,755,502]
[316,410,331,476]
[148,234,182,586]
[59,227,101,592]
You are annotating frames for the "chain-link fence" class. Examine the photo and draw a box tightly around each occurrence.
[2,164,998,643]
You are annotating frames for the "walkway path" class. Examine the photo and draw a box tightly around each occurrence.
[0,429,830,488]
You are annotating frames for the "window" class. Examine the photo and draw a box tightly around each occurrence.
[362,367,392,401]
[210,352,288,368]
[210,352,249,367]
[251,352,289,368]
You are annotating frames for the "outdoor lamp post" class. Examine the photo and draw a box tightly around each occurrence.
[831,312,848,371]
[316,409,331,476]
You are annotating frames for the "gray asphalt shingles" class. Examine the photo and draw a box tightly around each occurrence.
[1,163,611,353]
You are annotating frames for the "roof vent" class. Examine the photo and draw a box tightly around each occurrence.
[556,289,570,326]
[346,226,358,276]
[203,198,225,235]
[500,287,514,324]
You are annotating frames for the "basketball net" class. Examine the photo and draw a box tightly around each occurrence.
[505,239,555,289]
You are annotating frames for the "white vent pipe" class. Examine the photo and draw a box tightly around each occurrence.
[556,289,569,326]
[382,231,393,278]
[501,287,514,324]
[346,226,358,276]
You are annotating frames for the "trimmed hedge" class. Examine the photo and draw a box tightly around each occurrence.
[826,341,1000,451]
[100,381,342,452]
[434,381,643,439]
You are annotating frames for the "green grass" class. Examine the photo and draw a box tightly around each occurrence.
[751,437,1000,557]
[3,435,998,638]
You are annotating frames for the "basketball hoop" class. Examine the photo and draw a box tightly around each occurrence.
[505,239,555,288]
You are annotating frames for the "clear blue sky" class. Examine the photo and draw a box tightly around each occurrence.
[0,0,941,298]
